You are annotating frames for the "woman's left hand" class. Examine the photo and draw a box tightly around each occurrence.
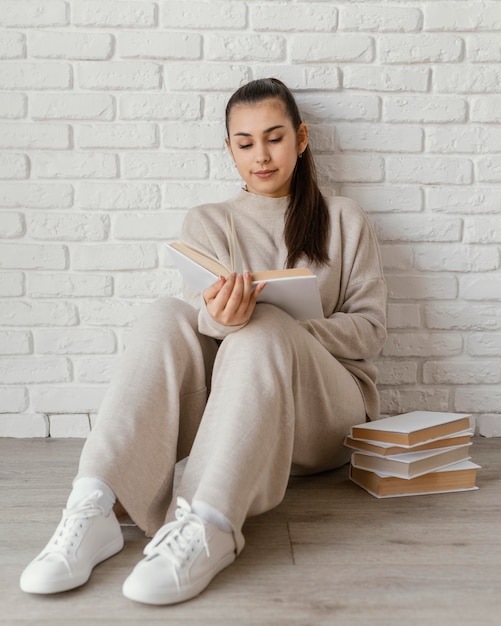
[203,272,266,326]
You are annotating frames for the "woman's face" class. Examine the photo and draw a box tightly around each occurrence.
[226,98,308,198]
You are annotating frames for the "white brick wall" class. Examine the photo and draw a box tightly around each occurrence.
[0,0,500,437]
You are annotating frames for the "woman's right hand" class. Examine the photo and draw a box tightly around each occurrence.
[203,272,266,326]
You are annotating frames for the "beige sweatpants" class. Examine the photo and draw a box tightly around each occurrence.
[77,297,366,551]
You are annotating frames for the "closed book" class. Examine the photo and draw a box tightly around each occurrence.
[350,460,480,498]
[350,444,472,479]
[350,411,472,447]
[344,430,473,457]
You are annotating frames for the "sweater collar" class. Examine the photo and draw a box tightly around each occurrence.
[234,188,290,214]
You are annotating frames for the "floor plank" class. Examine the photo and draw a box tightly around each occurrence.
[1,437,500,625]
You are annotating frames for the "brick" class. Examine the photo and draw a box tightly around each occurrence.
[455,388,501,414]
[30,31,112,60]
[165,63,251,91]
[470,96,501,122]
[379,388,450,415]
[424,360,500,385]
[118,32,201,60]
[124,153,208,179]
[27,212,109,241]
[377,360,418,385]
[380,245,414,270]
[119,94,201,121]
[425,187,501,215]
[297,94,380,122]
[336,124,422,153]
[373,214,462,243]
[252,3,337,31]
[75,357,118,383]
[0,32,25,59]
[463,217,501,243]
[0,330,31,355]
[468,35,501,62]
[434,66,501,93]
[32,152,118,179]
[35,328,116,354]
[0,356,70,384]
[0,212,24,237]
[0,62,71,90]
[115,212,185,240]
[0,387,29,412]
[386,156,472,184]
[340,186,422,213]
[477,157,501,182]
[29,274,113,298]
[0,123,70,149]
[0,413,47,438]
[161,182,239,208]
[206,152,238,181]
[0,301,77,326]
[414,245,499,272]
[49,414,91,437]
[116,270,182,298]
[344,66,429,92]
[379,34,463,64]
[427,125,501,154]
[386,304,421,329]
[0,272,24,297]
[0,183,73,208]
[79,300,148,326]
[76,123,158,149]
[425,303,501,330]
[161,1,246,29]
[425,3,501,31]
[0,93,26,119]
[162,122,223,150]
[0,1,68,27]
[73,244,157,271]
[384,95,466,123]
[460,275,501,300]
[0,153,28,179]
[291,34,373,63]
[340,5,421,32]
[307,125,336,152]
[31,94,115,121]
[73,1,156,28]
[468,332,501,357]
[78,62,161,90]
[386,275,457,300]
[76,182,161,210]
[31,386,105,413]
[316,155,384,183]
[0,243,66,270]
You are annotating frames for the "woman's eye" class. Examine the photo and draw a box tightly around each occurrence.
[269,137,282,144]
[239,144,252,150]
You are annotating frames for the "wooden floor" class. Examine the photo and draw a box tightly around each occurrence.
[1,437,500,626]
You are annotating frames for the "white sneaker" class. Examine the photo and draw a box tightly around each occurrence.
[122,497,235,605]
[20,491,124,594]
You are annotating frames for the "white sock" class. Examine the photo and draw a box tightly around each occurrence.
[192,499,233,533]
[67,477,116,516]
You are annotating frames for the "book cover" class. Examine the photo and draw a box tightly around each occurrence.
[350,444,472,479]
[166,241,324,320]
[350,411,473,447]
[343,430,473,457]
[350,460,480,498]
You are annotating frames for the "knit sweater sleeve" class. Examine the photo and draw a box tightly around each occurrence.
[299,200,387,361]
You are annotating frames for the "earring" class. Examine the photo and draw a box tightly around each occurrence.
[298,152,303,158]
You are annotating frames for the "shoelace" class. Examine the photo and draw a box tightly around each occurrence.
[43,490,105,559]
[144,497,210,589]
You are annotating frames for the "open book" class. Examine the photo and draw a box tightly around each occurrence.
[166,215,323,320]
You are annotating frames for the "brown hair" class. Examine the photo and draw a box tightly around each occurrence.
[225,78,330,268]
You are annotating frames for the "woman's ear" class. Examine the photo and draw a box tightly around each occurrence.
[297,123,309,155]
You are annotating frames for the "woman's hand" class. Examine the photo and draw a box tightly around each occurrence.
[203,272,266,326]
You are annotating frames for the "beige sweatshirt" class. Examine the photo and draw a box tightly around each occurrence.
[181,189,387,420]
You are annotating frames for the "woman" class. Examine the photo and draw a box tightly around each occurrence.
[20,78,387,605]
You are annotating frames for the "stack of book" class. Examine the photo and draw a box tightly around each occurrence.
[344,411,480,498]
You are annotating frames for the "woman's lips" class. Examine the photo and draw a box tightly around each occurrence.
[254,170,277,179]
